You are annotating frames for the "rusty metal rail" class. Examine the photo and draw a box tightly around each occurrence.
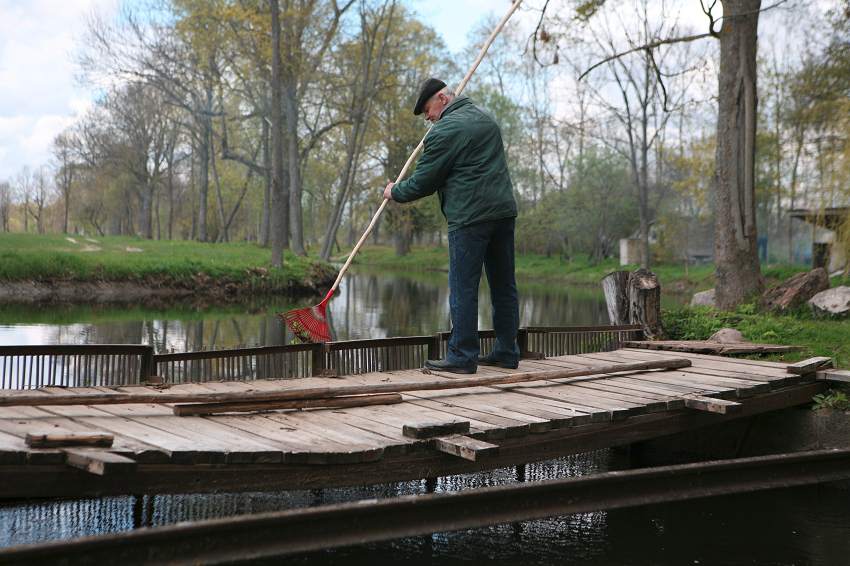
[4,447,849,565]
[0,325,644,388]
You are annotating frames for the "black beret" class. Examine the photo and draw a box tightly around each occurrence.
[413,78,447,115]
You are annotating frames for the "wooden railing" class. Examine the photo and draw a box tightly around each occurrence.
[0,345,153,389]
[0,325,644,389]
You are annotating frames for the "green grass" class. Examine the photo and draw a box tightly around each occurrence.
[0,233,330,289]
[663,305,850,368]
[351,245,824,290]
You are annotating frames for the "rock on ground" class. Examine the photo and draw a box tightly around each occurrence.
[708,328,747,343]
[759,268,830,313]
[690,288,716,307]
[809,286,850,317]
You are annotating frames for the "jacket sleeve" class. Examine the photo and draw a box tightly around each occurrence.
[391,128,458,203]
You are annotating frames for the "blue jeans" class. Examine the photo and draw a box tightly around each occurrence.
[446,217,520,368]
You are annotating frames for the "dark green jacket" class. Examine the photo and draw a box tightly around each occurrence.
[391,96,517,232]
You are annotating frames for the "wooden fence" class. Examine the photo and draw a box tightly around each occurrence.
[0,325,644,389]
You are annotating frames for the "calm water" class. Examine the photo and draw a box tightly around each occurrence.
[2,269,848,564]
[0,268,618,350]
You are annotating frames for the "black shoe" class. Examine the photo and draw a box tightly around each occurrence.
[477,354,519,370]
[424,359,477,374]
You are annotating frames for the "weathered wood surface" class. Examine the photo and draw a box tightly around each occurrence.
[624,340,801,355]
[25,431,114,448]
[0,358,691,407]
[787,357,833,375]
[0,348,826,493]
[173,393,404,417]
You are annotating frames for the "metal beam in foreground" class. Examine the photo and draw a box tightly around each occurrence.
[4,448,850,566]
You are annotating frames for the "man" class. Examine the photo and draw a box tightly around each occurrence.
[384,78,519,374]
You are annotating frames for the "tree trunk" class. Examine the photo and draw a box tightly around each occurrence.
[285,83,305,255]
[197,119,211,242]
[270,0,287,267]
[714,0,764,309]
[260,118,271,247]
[601,271,631,325]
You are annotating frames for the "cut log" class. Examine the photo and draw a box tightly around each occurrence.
[173,393,403,417]
[26,431,114,448]
[0,359,691,407]
[628,268,663,339]
[433,435,498,461]
[402,421,470,439]
[63,448,136,476]
[787,357,834,375]
[682,396,742,415]
[602,271,631,325]
[759,268,830,313]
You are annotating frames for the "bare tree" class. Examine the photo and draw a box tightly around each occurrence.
[0,181,11,232]
[713,0,764,308]
[320,0,397,261]
[52,132,77,234]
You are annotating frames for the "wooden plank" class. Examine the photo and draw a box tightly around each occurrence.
[63,448,136,476]
[815,369,850,383]
[577,351,776,394]
[173,393,403,417]
[433,435,499,461]
[787,357,833,375]
[83,399,285,465]
[0,406,169,464]
[624,340,799,355]
[403,421,470,439]
[0,359,692,406]
[38,404,220,465]
[26,431,113,448]
[620,347,792,370]
[683,396,742,415]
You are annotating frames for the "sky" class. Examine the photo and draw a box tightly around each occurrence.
[0,0,500,182]
[0,0,816,182]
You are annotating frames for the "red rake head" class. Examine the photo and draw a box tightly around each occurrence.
[278,293,333,343]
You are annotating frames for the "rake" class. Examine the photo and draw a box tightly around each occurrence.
[279,0,523,343]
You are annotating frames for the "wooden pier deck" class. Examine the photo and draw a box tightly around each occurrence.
[0,348,826,500]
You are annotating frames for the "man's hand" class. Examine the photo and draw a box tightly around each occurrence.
[383,181,395,201]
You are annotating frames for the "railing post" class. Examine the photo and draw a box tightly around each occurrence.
[517,328,528,358]
[310,343,325,377]
[428,334,441,361]
[139,346,155,382]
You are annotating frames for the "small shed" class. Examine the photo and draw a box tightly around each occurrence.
[789,207,849,272]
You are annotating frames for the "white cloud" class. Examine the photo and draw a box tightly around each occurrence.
[0,0,120,180]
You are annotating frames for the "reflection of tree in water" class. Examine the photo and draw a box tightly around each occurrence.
[376,275,448,337]
[3,272,614,350]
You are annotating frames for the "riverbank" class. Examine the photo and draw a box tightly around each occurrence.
[351,245,815,290]
[0,233,335,304]
[663,305,850,368]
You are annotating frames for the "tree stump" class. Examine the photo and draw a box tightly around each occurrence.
[601,269,662,339]
[601,271,630,325]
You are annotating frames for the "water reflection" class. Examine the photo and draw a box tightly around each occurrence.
[0,269,617,349]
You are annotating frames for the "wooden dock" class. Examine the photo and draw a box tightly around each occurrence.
[0,346,827,500]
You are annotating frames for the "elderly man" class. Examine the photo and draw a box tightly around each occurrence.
[383,78,519,374]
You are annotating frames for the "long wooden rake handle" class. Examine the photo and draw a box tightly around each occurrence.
[323,0,524,300]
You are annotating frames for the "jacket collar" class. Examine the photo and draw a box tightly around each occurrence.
[440,95,471,119]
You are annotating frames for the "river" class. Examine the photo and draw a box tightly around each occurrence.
[1,269,848,564]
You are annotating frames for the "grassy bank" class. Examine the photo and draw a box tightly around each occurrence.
[0,233,333,294]
[352,245,818,290]
[663,305,850,368]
